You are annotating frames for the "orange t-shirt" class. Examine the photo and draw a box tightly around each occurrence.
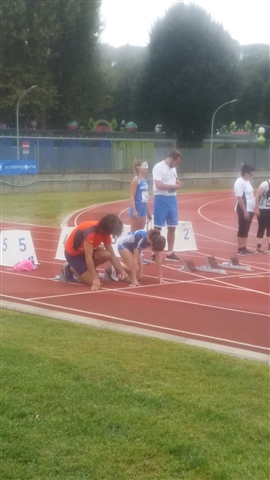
[64,221,112,256]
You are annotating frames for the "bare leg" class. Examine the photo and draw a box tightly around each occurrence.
[237,237,245,249]
[167,226,176,252]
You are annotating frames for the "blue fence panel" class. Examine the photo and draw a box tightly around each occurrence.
[89,140,111,172]
[0,137,38,161]
[38,139,63,173]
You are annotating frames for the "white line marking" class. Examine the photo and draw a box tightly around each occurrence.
[3,297,268,352]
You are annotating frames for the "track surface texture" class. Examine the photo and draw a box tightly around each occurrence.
[1,191,269,363]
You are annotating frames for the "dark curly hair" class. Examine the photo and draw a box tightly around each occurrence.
[98,214,124,238]
[148,229,166,252]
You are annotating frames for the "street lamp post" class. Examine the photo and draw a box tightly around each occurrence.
[209,99,238,173]
[16,85,38,160]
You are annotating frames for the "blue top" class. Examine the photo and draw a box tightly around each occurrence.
[134,178,149,204]
[118,229,148,252]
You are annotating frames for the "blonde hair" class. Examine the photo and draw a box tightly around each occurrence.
[133,159,148,175]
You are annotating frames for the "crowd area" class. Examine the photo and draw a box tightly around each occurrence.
[60,151,270,290]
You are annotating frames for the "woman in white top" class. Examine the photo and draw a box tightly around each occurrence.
[254,179,270,253]
[234,164,255,255]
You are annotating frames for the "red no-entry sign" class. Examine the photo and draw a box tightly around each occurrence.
[22,141,30,155]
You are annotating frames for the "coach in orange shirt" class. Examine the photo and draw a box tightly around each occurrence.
[63,214,127,290]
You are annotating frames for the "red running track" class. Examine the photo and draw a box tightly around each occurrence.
[1,191,269,362]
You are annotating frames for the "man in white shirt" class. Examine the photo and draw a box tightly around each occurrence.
[151,150,182,262]
[234,164,255,255]
[254,179,270,253]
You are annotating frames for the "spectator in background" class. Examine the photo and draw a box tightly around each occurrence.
[234,164,255,255]
[254,179,270,253]
[151,150,182,262]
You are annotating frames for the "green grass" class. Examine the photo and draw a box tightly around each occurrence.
[0,190,129,226]
[0,188,228,227]
[2,310,269,480]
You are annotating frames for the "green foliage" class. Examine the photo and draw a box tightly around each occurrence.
[135,3,240,140]
[99,44,148,124]
[235,44,270,126]
[0,0,103,128]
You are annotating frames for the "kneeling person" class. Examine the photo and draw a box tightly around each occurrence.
[115,229,166,286]
[63,214,127,290]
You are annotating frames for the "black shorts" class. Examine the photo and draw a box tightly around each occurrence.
[236,205,254,238]
[257,209,270,238]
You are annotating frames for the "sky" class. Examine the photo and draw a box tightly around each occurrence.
[100,0,270,47]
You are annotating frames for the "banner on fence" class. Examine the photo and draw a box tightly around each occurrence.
[0,160,38,176]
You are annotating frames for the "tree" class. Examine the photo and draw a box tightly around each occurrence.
[235,44,270,126]
[0,0,103,128]
[135,3,240,140]
[98,44,147,125]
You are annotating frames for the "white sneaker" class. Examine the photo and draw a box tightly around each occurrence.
[111,265,119,281]
[105,266,119,282]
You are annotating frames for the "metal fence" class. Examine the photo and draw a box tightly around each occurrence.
[0,136,269,173]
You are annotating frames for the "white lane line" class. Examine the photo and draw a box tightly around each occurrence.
[197,198,261,240]
[0,221,59,229]
[13,281,269,317]
[5,297,269,352]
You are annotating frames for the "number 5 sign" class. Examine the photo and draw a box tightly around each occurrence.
[0,230,38,266]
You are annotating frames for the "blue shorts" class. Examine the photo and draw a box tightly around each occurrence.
[65,251,88,276]
[153,195,178,228]
[129,203,147,218]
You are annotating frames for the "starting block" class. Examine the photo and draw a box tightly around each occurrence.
[0,229,38,266]
[217,256,252,271]
[179,257,227,275]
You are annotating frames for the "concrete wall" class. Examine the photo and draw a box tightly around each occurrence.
[1,172,269,194]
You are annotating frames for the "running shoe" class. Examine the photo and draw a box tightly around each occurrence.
[256,248,266,254]
[61,263,79,283]
[242,248,254,255]
[166,252,182,262]
[104,266,119,282]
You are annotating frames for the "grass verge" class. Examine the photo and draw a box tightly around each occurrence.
[1,190,129,226]
[2,310,269,480]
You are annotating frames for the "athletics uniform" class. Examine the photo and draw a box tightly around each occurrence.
[129,177,149,218]
[256,180,270,240]
[64,221,111,275]
[234,176,255,237]
[152,160,178,228]
[118,229,148,254]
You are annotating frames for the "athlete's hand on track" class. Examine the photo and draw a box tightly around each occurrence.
[118,270,128,281]
[91,278,101,291]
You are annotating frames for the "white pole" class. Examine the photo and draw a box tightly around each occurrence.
[16,85,38,160]
[209,99,238,173]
